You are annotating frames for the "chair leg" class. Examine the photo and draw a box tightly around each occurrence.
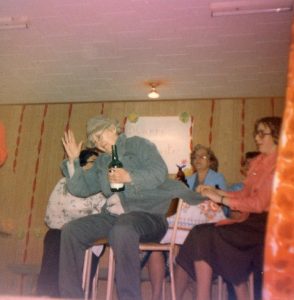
[106,248,115,300]
[162,278,166,300]
[217,276,223,300]
[248,272,254,300]
[83,249,93,300]
[169,250,176,300]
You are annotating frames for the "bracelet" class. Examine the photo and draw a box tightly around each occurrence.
[220,196,224,204]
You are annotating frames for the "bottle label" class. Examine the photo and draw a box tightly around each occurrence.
[110,183,124,189]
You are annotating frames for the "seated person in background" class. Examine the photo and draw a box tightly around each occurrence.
[59,115,203,300]
[230,151,260,191]
[0,121,8,166]
[36,149,106,297]
[175,116,281,300]
[147,144,228,300]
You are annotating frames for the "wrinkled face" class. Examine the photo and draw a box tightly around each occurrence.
[192,148,210,172]
[91,125,118,154]
[254,123,276,154]
[82,155,97,171]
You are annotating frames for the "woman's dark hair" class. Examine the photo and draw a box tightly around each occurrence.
[254,116,282,145]
[245,151,260,160]
[79,148,98,167]
[241,151,260,167]
[190,144,219,172]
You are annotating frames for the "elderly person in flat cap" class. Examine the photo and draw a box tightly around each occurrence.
[60,115,203,300]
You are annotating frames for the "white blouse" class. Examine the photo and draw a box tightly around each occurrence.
[45,177,107,229]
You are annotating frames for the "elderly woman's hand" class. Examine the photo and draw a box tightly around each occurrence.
[62,129,83,163]
[196,184,216,194]
[200,188,222,204]
[108,168,132,184]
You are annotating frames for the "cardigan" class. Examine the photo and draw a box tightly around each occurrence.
[61,134,205,215]
[216,151,277,226]
[187,169,227,191]
[228,151,277,213]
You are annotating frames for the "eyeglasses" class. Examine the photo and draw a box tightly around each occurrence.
[193,155,208,160]
[254,130,272,139]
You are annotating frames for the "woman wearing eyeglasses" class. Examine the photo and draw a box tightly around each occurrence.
[147,144,228,300]
[175,116,282,300]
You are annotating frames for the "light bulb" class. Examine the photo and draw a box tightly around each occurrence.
[148,87,160,99]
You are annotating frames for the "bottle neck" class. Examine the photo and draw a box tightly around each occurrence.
[111,145,117,160]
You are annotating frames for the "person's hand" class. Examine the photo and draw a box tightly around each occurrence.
[196,184,216,193]
[182,202,190,209]
[198,187,222,204]
[62,129,83,163]
[108,168,132,184]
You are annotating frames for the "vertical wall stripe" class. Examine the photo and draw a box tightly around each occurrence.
[65,103,73,132]
[13,105,26,173]
[240,99,246,172]
[271,98,275,116]
[63,104,73,159]
[208,99,215,146]
[22,105,48,265]
[100,103,104,115]
[122,116,127,132]
[190,116,194,151]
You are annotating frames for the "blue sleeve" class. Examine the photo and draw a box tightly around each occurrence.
[205,170,228,191]
[229,182,244,191]
[60,158,103,198]
[215,173,227,191]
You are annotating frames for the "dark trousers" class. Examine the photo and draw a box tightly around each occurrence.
[36,229,99,297]
[59,211,167,300]
[36,229,61,297]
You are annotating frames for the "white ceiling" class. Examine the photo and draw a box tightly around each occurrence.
[0,0,293,104]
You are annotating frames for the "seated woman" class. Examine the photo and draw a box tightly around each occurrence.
[36,149,106,297]
[175,116,281,300]
[147,144,228,300]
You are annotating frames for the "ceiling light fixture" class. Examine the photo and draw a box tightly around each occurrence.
[0,16,30,30]
[210,0,293,17]
[148,84,160,99]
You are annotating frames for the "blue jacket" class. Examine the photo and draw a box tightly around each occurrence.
[61,134,205,215]
[187,169,229,216]
[187,169,227,191]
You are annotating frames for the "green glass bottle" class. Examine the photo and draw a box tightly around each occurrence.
[108,145,125,192]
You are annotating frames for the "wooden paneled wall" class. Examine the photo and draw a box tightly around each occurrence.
[0,97,284,295]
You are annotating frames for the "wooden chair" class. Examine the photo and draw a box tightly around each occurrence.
[82,198,184,300]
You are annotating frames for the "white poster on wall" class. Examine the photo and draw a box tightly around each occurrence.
[124,115,193,174]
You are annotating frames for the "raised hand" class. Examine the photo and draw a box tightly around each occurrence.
[62,129,83,163]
